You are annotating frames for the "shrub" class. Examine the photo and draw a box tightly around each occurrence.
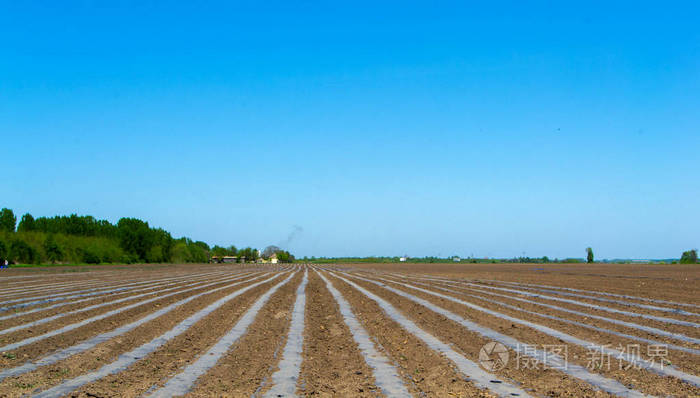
[680,249,698,264]
[79,247,102,264]
[120,254,139,264]
[10,239,40,264]
[0,238,6,264]
[43,235,64,263]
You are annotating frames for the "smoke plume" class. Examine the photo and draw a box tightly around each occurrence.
[278,225,303,248]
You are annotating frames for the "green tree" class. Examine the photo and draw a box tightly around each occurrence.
[188,243,208,263]
[680,249,698,264]
[149,228,174,262]
[211,245,229,258]
[17,213,36,232]
[78,247,101,264]
[171,242,189,263]
[43,234,64,264]
[0,208,17,232]
[10,239,39,264]
[276,250,295,263]
[0,239,7,264]
[586,247,594,263]
[117,218,153,262]
[192,241,210,251]
[237,247,257,263]
[146,245,165,263]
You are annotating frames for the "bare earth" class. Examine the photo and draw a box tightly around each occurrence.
[0,263,698,397]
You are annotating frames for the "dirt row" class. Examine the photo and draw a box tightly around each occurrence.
[433,278,700,323]
[0,264,253,285]
[335,270,700,397]
[0,269,244,303]
[0,272,241,330]
[0,265,273,296]
[0,263,697,397]
[0,266,284,314]
[324,271,605,397]
[368,272,700,371]
[0,272,275,388]
[372,272,700,340]
[0,273,267,361]
[345,263,700,305]
[470,279,699,308]
[3,267,386,397]
[296,270,379,397]
[71,272,302,397]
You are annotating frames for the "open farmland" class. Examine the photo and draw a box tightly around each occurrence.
[0,263,698,397]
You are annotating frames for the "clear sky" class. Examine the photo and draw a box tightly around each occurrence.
[2,1,698,259]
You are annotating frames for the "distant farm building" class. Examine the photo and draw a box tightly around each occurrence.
[211,256,241,264]
[399,257,407,262]
[453,256,461,262]
[256,253,279,264]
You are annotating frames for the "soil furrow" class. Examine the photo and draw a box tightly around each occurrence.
[28,273,287,398]
[347,272,655,397]
[0,273,272,394]
[347,271,700,397]
[474,280,700,315]
[262,270,308,398]
[0,272,242,331]
[0,271,228,309]
[393,274,700,344]
[181,271,301,398]
[315,269,408,397]
[149,272,298,397]
[0,273,266,366]
[327,271,529,397]
[391,274,700,328]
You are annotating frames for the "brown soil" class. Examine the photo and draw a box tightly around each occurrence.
[373,273,700,374]
[345,271,700,397]
[0,273,233,330]
[0,273,273,397]
[58,273,289,398]
[297,270,380,397]
[342,272,609,397]
[341,263,700,304]
[325,271,495,397]
[187,272,302,397]
[0,263,697,397]
[0,274,264,366]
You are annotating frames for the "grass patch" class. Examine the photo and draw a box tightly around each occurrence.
[14,382,36,389]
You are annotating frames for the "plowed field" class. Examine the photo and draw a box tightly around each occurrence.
[1,263,698,397]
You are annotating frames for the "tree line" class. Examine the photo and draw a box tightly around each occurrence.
[300,246,698,265]
[210,244,294,263]
[0,207,292,266]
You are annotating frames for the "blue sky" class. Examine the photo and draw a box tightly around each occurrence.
[2,1,699,259]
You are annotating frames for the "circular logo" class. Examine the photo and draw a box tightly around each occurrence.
[479,341,509,371]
